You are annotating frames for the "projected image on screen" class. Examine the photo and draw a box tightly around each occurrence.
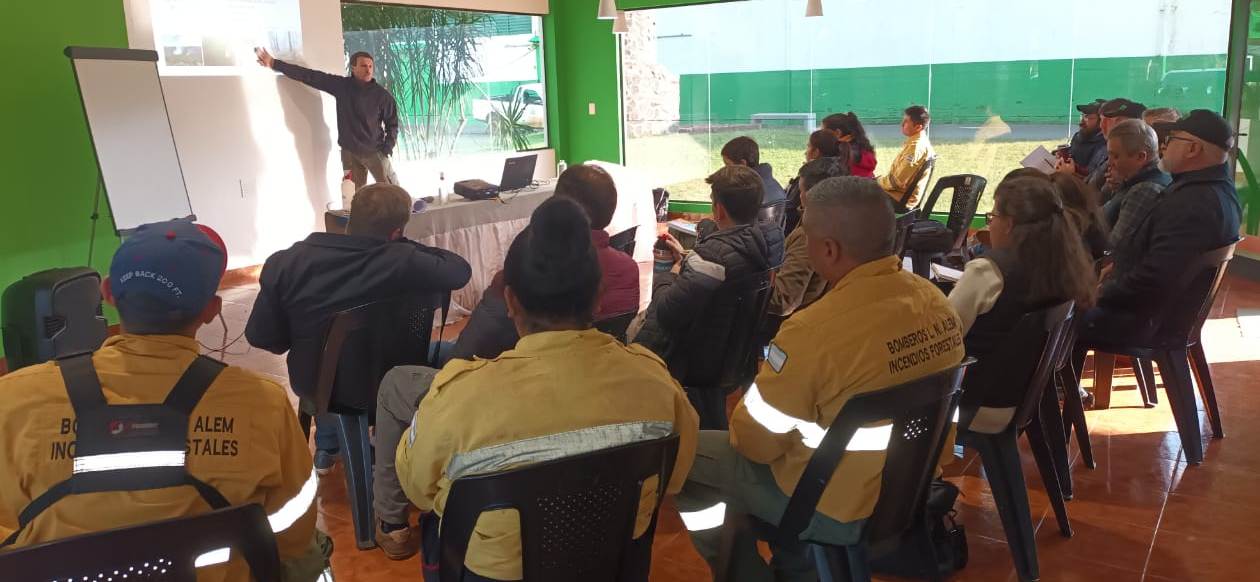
[151,0,303,74]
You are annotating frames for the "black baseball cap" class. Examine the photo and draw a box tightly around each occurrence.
[1166,109,1235,151]
[1076,99,1106,115]
[1100,98,1147,119]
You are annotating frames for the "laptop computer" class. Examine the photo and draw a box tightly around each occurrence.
[453,154,538,201]
[498,154,538,191]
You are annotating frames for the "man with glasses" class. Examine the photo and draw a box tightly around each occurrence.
[1083,109,1240,343]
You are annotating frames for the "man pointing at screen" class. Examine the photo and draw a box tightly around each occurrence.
[256,47,400,190]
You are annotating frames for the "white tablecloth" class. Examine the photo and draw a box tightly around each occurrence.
[404,184,556,318]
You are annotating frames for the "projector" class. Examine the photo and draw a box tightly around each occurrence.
[454,179,499,201]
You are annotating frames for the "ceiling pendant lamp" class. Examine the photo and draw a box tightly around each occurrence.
[598,0,618,20]
[805,0,823,17]
[613,11,630,34]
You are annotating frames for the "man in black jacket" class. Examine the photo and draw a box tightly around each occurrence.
[1083,109,1240,342]
[256,47,400,190]
[633,165,785,429]
[245,184,470,559]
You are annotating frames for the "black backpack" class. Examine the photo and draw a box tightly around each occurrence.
[870,478,969,579]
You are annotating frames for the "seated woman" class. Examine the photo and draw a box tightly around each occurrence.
[785,130,853,235]
[392,197,699,582]
[768,157,850,319]
[948,176,1097,433]
[441,164,641,364]
[823,111,878,177]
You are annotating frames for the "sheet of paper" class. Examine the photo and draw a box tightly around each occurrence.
[932,263,964,282]
[667,219,697,236]
[1021,145,1059,174]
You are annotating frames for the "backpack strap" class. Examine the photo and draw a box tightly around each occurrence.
[162,356,227,415]
[58,354,106,414]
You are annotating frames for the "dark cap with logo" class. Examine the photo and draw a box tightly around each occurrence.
[109,220,227,328]
[1100,98,1147,119]
[1165,109,1235,151]
[1075,99,1106,115]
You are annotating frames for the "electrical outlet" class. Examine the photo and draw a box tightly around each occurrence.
[588,102,597,116]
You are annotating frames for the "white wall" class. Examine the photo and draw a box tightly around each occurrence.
[124,0,554,270]
[652,0,1232,75]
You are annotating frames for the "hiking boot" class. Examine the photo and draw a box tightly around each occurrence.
[376,522,419,560]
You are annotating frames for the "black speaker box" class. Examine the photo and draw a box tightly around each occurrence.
[2,267,108,371]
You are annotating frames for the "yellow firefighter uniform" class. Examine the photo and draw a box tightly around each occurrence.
[0,334,323,581]
[396,329,699,581]
[730,255,965,523]
[877,132,935,207]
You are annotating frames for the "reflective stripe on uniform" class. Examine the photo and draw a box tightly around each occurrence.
[72,450,186,474]
[743,384,891,451]
[194,547,231,568]
[446,421,673,481]
[679,502,726,531]
[268,468,318,533]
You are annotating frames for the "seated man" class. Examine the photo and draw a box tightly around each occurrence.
[0,221,327,580]
[675,177,965,580]
[768,157,849,319]
[443,164,642,363]
[877,105,935,208]
[1084,109,1241,342]
[1063,99,1108,178]
[632,165,785,428]
[1101,119,1171,247]
[1089,98,1147,193]
[722,136,788,209]
[244,183,470,559]
[391,197,699,582]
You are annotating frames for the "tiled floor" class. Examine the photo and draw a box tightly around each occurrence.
[208,275,1260,582]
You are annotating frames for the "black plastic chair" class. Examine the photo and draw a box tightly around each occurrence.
[595,310,638,343]
[298,293,446,550]
[1072,240,1238,464]
[0,504,281,581]
[893,210,918,258]
[957,301,1075,582]
[440,434,681,582]
[609,226,638,257]
[677,269,775,430]
[759,199,788,231]
[1054,308,1096,476]
[893,156,938,214]
[715,362,972,582]
[905,175,988,278]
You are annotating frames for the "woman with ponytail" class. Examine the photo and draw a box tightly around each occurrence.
[394,196,699,582]
[823,111,878,178]
[948,176,1097,429]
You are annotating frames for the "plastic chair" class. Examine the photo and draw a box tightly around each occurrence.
[676,269,775,430]
[0,504,280,581]
[893,156,938,214]
[298,293,446,550]
[758,199,788,231]
[595,310,638,343]
[957,301,1075,582]
[893,210,918,258]
[440,435,681,582]
[1073,240,1238,464]
[714,362,972,582]
[609,226,638,257]
[906,174,988,278]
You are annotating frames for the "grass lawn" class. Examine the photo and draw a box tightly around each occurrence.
[626,127,1061,213]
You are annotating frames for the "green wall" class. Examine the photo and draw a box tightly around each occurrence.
[673,54,1228,125]
[0,0,128,357]
[544,0,623,165]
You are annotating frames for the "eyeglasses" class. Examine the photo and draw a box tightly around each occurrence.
[985,211,1003,222]
[1163,135,1196,147]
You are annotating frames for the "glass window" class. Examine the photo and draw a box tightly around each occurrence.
[342,3,548,161]
[622,0,1232,211]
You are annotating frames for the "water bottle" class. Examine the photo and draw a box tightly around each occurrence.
[339,171,356,211]
[436,171,447,204]
[653,236,675,273]
[557,159,568,177]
